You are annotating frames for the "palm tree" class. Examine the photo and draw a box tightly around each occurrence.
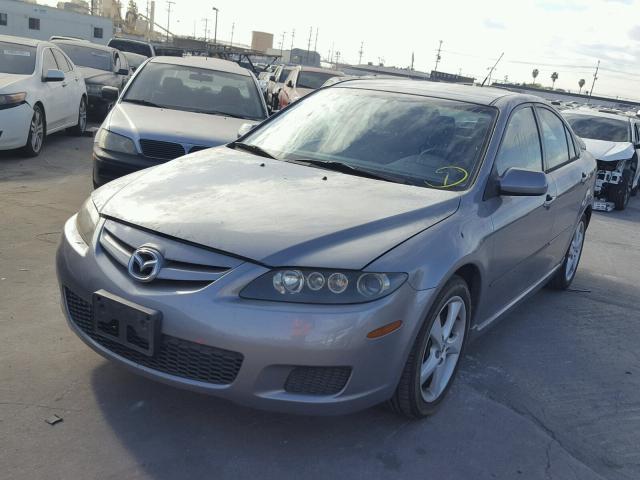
[551,72,559,89]
[532,68,539,85]
[578,78,586,94]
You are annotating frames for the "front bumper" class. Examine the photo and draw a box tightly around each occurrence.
[56,216,435,415]
[0,103,32,150]
[93,146,164,187]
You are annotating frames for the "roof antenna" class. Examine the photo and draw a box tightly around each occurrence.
[481,52,504,87]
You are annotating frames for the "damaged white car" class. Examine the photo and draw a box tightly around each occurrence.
[564,109,640,211]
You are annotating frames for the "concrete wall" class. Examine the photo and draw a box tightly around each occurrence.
[0,0,112,44]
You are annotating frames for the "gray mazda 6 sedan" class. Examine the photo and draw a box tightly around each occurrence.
[56,81,596,417]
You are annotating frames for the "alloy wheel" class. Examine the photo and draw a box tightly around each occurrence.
[79,99,87,133]
[565,220,585,282]
[30,109,44,153]
[420,296,467,403]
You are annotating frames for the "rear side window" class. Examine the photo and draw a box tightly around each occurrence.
[537,108,570,170]
[52,49,71,72]
[565,126,577,160]
[494,107,542,175]
[42,48,58,74]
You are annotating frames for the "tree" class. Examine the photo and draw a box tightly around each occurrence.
[551,72,559,89]
[578,78,586,94]
[532,68,539,85]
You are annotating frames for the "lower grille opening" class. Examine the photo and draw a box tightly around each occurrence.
[284,366,351,396]
[64,288,243,385]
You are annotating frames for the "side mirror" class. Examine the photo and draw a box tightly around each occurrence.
[286,80,294,88]
[43,69,65,82]
[101,86,120,102]
[237,122,255,138]
[498,168,548,196]
[117,68,129,76]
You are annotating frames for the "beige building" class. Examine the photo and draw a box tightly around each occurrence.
[251,31,273,53]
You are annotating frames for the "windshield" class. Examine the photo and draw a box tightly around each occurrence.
[242,88,496,190]
[123,62,266,120]
[108,40,152,57]
[297,71,340,89]
[564,114,630,142]
[56,44,112,71]
[278,68,292,82]
[0,42,36,74]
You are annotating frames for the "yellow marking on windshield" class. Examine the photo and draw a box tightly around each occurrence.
[425,166,469,189]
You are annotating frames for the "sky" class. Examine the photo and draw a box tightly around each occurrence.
[42,0,640,100]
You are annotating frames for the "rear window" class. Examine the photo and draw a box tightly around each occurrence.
[297,71,340,90]
[0,42,36,74]
[108,39,152,57]
[564,114,630,142]
[56,43,112,71]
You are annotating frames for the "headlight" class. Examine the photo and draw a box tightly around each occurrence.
[0,92,27,109]
[85,83,102,95]
[95,128,137,155]
[76,197,99,245]
[240,269,407,304]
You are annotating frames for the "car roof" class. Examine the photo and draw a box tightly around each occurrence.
[109,37,150,45]
[334,79,542,106]
[148,56,252,76]
[52,39,116,53]
[298,66,344,75]
[563,108,631,123]
[0,34,51,48]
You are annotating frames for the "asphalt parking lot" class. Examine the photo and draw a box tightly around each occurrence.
[1,128,639,480]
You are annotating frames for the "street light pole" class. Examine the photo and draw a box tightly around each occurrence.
[166,1,174,43]
[212,7,219,46]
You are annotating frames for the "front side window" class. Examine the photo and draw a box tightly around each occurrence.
[0,42,36,74]
[42,49,58,74]
[28,17,40,30]
[564,113,630,142]
[0,12,7,26]
[494,107,542,176]
[123,62,267,120]
[242,88,497,190]
[55,43,112,71]
[297,71,338,89]
[537,108,570,170]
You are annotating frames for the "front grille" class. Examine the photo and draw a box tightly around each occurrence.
[139,139,186,160]
[65,288,243,385]
[284,366,351,395]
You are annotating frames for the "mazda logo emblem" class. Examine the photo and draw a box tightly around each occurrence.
[128,246,163,282]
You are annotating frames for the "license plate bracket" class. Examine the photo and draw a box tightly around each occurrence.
[92,290,162,357]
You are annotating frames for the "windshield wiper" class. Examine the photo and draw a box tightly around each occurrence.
[290,159,407,184]
[231,142,276,159]
[123,98,161,108]
[190,109,248,119]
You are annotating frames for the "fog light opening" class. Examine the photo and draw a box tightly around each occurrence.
[367,320,403,339]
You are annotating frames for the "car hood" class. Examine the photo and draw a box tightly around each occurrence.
[0,73,29,91]
[106,103,258,148]
[77,66,116,84]
[582,138,635,162]
[96,148,461,269]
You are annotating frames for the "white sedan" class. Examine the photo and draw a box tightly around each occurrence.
[0,34,87,156]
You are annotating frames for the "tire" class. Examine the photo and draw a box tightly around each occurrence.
[548,216,586,290]
[21,104,45,157]
[630,157,638,197]
[388,276,471,418]
[67,97,87,136]
[612,167,632,210]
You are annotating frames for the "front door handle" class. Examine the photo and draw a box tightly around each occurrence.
[544,194,556,208]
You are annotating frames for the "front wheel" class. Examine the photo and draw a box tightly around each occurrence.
[612,168,632,210]
[21,105,45,157]
[67,97,87,136]
[548,216,586,290]
[388,276,471,418]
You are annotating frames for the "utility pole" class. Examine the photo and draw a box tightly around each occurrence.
[230,22,235,48]
[280,31,286,57]
[313,28,318,64]
[358,41,364,65]
[166,1,175,43]
[481,52,504,86]
[290,29,295,53]
[202,18,208,43]
[212,7,219,46]
[589,60,600,99]
[434,40,443,72]
[306,26,312,65]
